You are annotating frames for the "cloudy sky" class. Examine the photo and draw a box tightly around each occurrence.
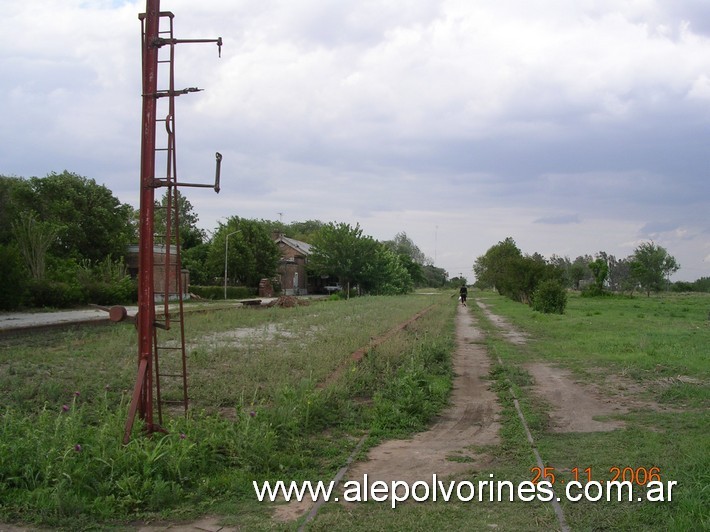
[2,0,709,281]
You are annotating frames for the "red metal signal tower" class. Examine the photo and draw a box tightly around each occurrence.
[121,1,222,444]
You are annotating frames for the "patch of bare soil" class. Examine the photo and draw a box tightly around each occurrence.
[345,304,501,485]
[272,499,315,523]
[475,299,529,345]
[317,305,434,390]
[267,295,309,308]
[475,298,688,428]
[135,515,238,531]
[525,363,627,433]
[272,305,502,523]
[476,298,627,432]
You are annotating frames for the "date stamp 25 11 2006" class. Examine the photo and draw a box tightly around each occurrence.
[531,466,663,486]
[530,466,677,502]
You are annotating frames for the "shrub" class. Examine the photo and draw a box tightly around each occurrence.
[27,279,85,308]
[531,280,567,314]
[83,277,136,305]
[190,285,256,300]
[581,284,611,297]
[0,244,29,310]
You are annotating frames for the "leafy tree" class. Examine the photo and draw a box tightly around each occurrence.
[206,217,280,288]
[11,212,57,280]
[630,242,680,296]
[286,220,325,243]
[506,254,556,304]
[181,243,211,285]
[383,232,429,286]
[360,243,413,295]
[587,257,609,295]
[309,222,376,298]
[473,237,522,293]
[473,237,563,305]
[693,277,710,292]
[396,253,425,286]
[448,275,468,288]
[383,232,430,265]
[0,243,29,310]
[672,277,710,293]
[548,255,573,287]
[570,255,593,290]
[606,254,632,293]
[154,190,206,250]
[308,222,417,297]
[0,176,34,245]
[257,219,325,244]
[27,171,135,262]
[422,264,448,287]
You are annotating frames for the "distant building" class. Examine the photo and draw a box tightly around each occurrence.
[125,244,190,301]
[272,233,340,295]
[273,233,311,295]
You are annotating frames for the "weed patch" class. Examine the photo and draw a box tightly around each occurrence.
[0,293,458,527]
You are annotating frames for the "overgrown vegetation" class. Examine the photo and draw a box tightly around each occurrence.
[474,236,691,313]
[471,291,709,531]
[1,173,450,310]
[531,279,567,314]
[0,293,454,528]
[473,237,566,312]
[190,285,255,300]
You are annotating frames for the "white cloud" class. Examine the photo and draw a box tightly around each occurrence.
[1,0,709,281]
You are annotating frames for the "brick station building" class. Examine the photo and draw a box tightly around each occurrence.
[125,244,190,302]
[273,233,311,295]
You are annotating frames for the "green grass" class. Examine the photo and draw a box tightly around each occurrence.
[471,290,709,531]
[1,290,708,530]
[0,293,456,529]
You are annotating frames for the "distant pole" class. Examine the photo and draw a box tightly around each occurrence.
[224,230,240,299]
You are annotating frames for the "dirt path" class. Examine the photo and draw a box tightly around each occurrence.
[345,303,501,485]
[475,297,627,433]
[525,363,626,432]
[145,297,642,528]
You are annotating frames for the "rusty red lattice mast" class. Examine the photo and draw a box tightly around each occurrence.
[130,0,160,441]
[123,0,222,444]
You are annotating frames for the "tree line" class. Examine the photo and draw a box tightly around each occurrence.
[0,172,451,310]
[473,237,689,314]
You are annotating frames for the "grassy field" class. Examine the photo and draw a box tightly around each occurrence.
[0,293,456,529]
[0,290,708,530]
[472,290,709,531]
[279,291,709,531]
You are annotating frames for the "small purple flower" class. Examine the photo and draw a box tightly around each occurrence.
[249,410,256,418]
[62,404,70,412]
[180,433,186,440]
[74,444,82,452]
[74,391,80,397]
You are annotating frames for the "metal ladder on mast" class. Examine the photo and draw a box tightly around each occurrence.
[151,11,189,425]
[130,9,222,435]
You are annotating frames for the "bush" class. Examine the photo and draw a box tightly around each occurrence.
[83,277,136,305]
[531,280,567,314]
[27,279,85,308]
[0,244,29,310]
[581,284,608,297]
[190,285,256,300]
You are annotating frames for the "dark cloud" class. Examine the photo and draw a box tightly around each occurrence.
[2,0,710,280]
